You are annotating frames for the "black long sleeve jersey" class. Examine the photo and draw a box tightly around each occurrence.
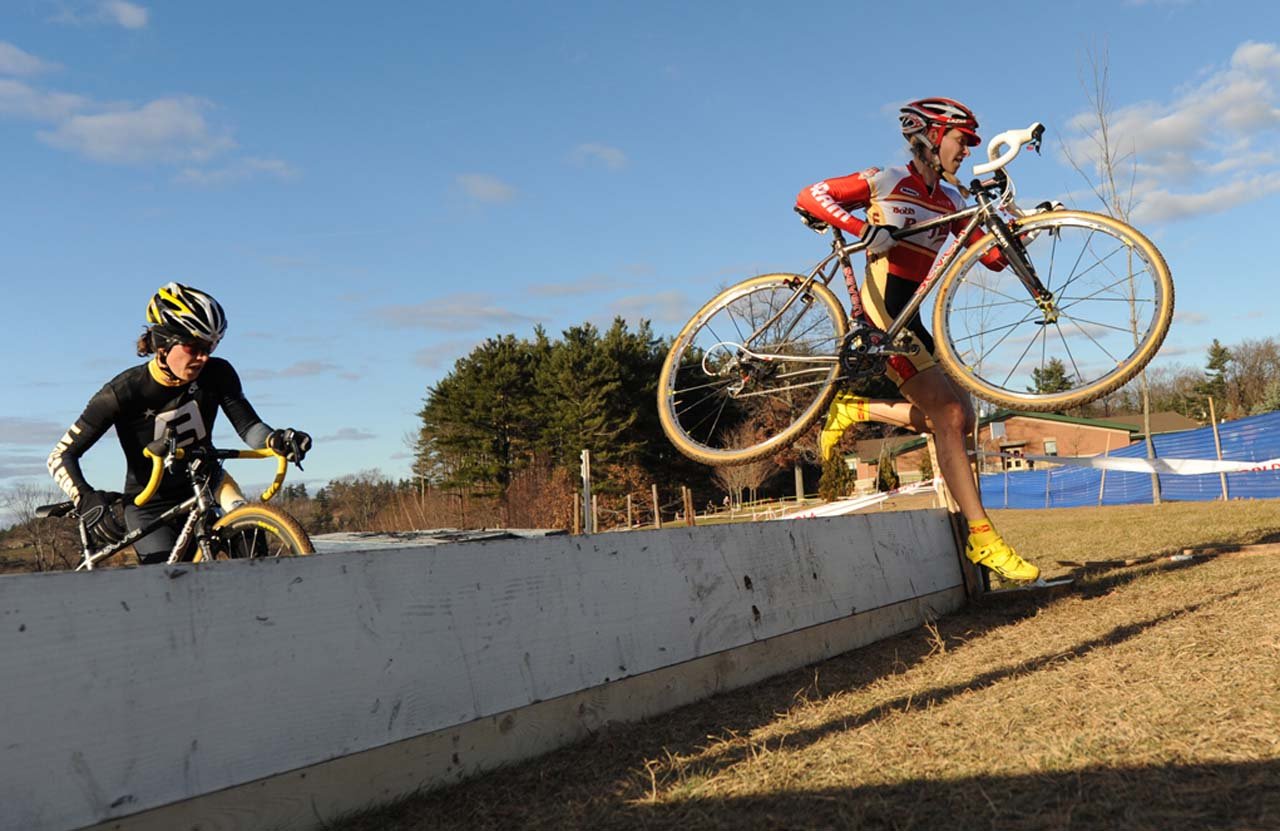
[48,357,272,502]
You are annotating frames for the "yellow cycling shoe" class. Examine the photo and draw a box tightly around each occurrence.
[820,392,870,460]
[966,535,1041,582]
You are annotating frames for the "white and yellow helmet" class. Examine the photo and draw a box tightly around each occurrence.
[146,282,227,348]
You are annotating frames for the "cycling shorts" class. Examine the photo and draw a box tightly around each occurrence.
[859,260,936,387]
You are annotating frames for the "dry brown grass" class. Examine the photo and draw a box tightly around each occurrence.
[332,500,1280,831]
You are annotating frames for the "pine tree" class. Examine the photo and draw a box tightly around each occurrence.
[1195,339,1232,406]
[818,450,856,501]
[1028,358,1075,395]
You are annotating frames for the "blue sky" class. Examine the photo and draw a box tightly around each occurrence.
[2,0,1279,502]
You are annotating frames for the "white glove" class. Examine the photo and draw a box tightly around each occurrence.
[862,224,896,256]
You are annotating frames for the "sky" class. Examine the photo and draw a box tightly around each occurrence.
[2,0,1279,505]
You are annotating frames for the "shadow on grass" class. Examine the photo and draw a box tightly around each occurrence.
[586,586,1251,799]
[335,579,1262,831]
[607,759,1280,831]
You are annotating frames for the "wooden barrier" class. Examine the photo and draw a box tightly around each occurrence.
[1,510,964,831]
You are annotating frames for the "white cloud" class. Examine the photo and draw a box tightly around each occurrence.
[0,79,87,121]
[102,1,148,29]
[608,290,690,326]
[245,361,344,381]
[1131,173,1280,224]
[571,142,628,170]
[52,1,149,29]
[0,42,60,76]
[1063,40,1280,223]
[174,157,299,186]
[319,427,377,442]
[375,293,539,332]
[525,276,613,298]
[456,173,516,203]
[0,416,66,446]
[411,338,482,369]
[38,96,235,165]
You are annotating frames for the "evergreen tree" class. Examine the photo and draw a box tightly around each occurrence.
[1028,358,1075,395]
[875,443,899,492]
[1195,338,1232,406]
[418,334,544,497]
[818,451,856,501]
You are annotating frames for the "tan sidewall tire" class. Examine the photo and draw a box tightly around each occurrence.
[657,274,848,466]
[210,503,315,558]
[931,210,1174,411]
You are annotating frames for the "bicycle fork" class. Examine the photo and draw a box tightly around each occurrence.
[974,191,1058,322]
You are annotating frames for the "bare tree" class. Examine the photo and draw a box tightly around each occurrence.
[711,422,779,509]
[1,483,78,572]
[1061,44,1161,504]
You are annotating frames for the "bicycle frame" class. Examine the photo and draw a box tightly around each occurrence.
[735,184,1045,372]
[71,446,290,571]
[732,123,1053,373]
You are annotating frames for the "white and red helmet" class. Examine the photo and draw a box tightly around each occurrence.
[899,97,982,150]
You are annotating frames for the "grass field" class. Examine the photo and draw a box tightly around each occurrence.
[334,499,1280,831]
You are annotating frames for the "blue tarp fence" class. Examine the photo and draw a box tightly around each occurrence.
[979,410,1280,509]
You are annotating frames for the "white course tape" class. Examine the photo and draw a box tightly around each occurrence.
[776,478,937,520]
[984,450,1280,475]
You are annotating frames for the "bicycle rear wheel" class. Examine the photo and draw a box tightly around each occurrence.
[657,274,847,466]
[933,210,1173,411]
[204,503,314,561]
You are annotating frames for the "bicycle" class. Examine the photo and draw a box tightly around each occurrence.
[36,434,314,570]
[658,122,1175,466]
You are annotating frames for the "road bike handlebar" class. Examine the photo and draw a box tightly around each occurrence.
[136,446,290,507]
[973,122,1045,176]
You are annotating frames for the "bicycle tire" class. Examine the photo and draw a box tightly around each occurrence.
[657,273,848,466]
[933,210,1174,411]
[202,503,315,561]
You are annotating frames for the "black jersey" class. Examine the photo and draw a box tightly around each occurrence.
[48,357,272,502]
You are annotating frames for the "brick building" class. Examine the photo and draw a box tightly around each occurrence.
[844,410,1200,489]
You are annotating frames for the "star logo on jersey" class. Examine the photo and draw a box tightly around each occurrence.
[144,409,156,419]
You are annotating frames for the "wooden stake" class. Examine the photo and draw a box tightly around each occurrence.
[651,483,662,529]
[1209,396,1229,501]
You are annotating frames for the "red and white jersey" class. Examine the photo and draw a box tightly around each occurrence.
[795,161,1004,281]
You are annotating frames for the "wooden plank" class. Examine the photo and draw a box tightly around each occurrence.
[82,589,964,831]
[1,510,962,831]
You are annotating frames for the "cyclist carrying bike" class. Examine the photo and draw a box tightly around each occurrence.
[794,97,1039,583]
[47,282,312,565]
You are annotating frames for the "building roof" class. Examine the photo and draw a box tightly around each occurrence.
[1093,411,1202,435]
[981,410,1139,432]
[846,410,1200,463]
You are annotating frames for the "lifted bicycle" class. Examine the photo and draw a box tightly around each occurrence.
[658,122,1174,466]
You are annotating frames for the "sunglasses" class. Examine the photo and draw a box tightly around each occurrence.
[175,339,216,356]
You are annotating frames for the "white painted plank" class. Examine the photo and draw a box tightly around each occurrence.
[0,510,961,831]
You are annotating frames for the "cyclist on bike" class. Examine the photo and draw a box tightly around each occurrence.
[47,282,312,565]
[794,97,1040,583]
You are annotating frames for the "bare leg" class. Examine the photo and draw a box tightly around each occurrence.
[897,368,984,521]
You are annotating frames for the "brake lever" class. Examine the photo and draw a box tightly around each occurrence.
[289,435,305,472]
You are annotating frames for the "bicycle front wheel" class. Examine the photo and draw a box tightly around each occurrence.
[204,503,315,561]
[657,274,847,466]
[933,210,1174,411]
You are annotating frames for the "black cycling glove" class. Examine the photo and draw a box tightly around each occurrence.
[77,490,125,547]
[266,428,312,462]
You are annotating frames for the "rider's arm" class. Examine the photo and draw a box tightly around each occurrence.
[795,172,875,237]
[47,386,119,502]
[953,220,1009,271]
[211,359,273,448]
